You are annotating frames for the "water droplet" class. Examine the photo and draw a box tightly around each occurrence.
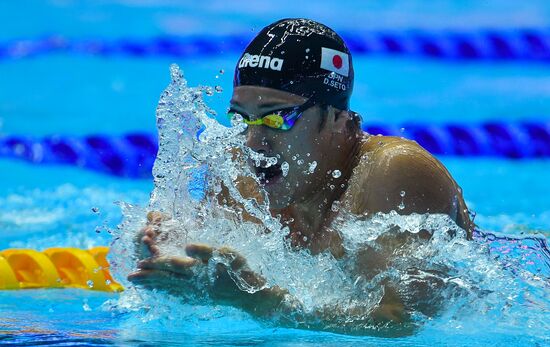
[398,202,405,210]
[308,161,317,173]
[87,280,94,288]
[305,48,310,53]
[400,190,406,197]
[281,162,290,177]
[329,184,335,190]
[95,226,102,234]
[215,86,223,93]
[83,302,91,311]
[219,69,224,74]
[91,207,100,214]
[331,201,341,212]
[292,156,296,161]
[105,279,112,285]
[297,159,304,165]
[332,170,342,178]
[306,153,310,157]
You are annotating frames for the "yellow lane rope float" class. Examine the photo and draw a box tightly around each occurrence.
[0,247,122,292]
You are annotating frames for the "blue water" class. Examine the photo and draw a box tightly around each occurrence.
[1,1,549,346]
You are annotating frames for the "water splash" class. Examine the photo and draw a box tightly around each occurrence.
[109,64,550,338]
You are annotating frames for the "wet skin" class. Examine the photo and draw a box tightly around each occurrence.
[128,86,473,334]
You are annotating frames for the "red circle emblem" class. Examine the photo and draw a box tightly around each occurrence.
[332,55,343,69]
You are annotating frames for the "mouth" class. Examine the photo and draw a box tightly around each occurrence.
[254,163,283,186]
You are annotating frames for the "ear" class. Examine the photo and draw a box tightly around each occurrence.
[332,108,354,134]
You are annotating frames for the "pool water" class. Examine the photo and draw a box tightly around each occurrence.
[1,1,549,346]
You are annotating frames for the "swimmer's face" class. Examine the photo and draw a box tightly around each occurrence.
[230,86,346,209]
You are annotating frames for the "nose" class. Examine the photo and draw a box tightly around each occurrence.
[246,126,271,153]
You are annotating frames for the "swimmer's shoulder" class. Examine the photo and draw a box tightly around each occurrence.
[344,135,472,233]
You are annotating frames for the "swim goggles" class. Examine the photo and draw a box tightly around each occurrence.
[227,98,317,131]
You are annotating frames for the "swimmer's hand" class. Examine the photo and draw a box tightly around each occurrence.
[134,211,171,261]
[128,242,287,317]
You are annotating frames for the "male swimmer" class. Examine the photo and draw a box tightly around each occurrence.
[129,18,473,334]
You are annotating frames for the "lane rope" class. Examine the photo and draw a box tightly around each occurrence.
[0,121,548,178]
[1,29,549,62]
[0,247,122,292]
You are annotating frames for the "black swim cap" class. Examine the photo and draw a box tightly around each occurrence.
[234,18,354,110]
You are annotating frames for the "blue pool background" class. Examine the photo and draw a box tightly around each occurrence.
[0,1,549,345]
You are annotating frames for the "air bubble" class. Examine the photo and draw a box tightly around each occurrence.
[332,170,342,178]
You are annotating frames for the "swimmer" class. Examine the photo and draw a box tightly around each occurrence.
[128,18,473,335]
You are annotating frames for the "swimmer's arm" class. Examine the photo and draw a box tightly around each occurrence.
[361,140,473,236]
[129,240,406,335]
[254,290,412,336]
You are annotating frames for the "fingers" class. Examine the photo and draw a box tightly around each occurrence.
[128,269,173,284]
[138,256,199,277]
[140,225,160,257]
[127,269,190,294]
[185,243,213,263]
[218,246,247,271]
[147,211,170,225]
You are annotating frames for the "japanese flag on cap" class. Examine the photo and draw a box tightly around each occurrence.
[320,47,349,77]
